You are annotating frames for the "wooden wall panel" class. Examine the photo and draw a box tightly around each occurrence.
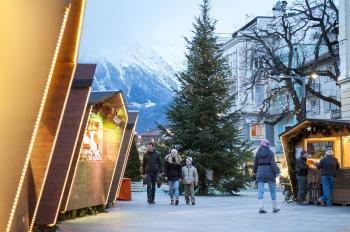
[60,106,92,212]
[35,86,91,225]
[108,112,138,202]
[27,0,86,229]
[0,1,69,231]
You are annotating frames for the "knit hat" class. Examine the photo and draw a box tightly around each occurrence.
[261,139,270,148]
[186,157,193,163]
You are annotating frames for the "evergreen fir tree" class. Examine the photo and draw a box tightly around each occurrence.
[161,0,253,195]
[124,137,142,181]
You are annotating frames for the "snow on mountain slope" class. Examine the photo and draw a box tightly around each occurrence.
[79,48,183,132]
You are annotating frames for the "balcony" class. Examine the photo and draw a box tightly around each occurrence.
[331,109,341,119]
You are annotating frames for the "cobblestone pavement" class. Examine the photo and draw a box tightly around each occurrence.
[60,191,350,232]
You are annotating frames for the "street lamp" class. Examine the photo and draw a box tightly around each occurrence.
[280,73,318,120]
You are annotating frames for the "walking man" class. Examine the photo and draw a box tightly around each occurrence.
[317,149,340,206]
[164,149,182,205]
[142,142,162,204]
[296,150,309,204]
[182,157,198,205]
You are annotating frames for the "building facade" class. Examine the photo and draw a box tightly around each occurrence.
[221,0,340,155]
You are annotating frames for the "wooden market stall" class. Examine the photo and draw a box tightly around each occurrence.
[280,119,350,205]
[61,91,128,212]
[0,1,87,231]
[35,64,96,226]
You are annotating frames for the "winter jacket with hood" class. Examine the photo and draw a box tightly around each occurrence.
[182,165,198,185]
[164,154,182,181]
[253,146,280,183]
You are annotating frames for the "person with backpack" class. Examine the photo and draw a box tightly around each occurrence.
[182,157,198,205]
[316,149,340,206]
[142,142,163,204]
[253,139,281,213]
[164,149,182,205]
[296,150,309,204]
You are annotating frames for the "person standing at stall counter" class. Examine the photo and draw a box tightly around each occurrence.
[296,150,309,205]
[142,142,163,204]
[316,149,340,207]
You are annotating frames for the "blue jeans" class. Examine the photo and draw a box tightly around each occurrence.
[168,180,180,200]
[258,182,276,200]
[320,176,335,206]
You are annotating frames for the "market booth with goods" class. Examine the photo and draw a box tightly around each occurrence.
[280,119,350,205]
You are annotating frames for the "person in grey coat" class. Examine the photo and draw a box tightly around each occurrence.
[182,157,198,205]
[253,139,280,213]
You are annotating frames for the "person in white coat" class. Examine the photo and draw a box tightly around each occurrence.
[182,157,198,205]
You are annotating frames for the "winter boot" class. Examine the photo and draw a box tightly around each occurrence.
[259,199,267,213]
[192,201,195,205]
[170,199,174,205]
[272,200,280,213]
[175,198,179,205]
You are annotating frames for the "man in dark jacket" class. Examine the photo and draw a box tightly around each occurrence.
[296,150,309,204]
[253,139,280,213]
[142,142,162,204]
[316,149,340,206]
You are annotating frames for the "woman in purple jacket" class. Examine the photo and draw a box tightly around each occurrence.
[254,139,280,213]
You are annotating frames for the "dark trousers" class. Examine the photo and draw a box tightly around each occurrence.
[146,172,158,202]
[296,175,308,202]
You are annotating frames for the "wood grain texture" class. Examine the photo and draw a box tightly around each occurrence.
[108,112,138,202]
[35,65,94,225]
[26,0,85,228]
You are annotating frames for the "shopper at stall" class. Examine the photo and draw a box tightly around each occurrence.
[164,149,182,205]
[316,149,340,207]
[142,142,163,204]
[296,150,309,204]
[182,157,198,205]
[253,139,280,213]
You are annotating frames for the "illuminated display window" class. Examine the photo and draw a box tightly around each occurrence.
[307,141,334,159]
[81,113,104,161]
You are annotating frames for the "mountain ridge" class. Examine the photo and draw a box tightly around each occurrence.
[78,49,182,132]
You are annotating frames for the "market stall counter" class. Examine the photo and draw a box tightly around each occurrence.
[280,119,350,205]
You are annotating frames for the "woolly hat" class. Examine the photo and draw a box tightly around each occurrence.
[186,157,193,163]
[260,139,270,148]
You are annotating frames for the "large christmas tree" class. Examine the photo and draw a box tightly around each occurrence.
[162,0,253,195]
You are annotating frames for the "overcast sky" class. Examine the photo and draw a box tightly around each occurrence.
[78,0,276,65]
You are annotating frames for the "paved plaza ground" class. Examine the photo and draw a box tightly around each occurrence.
[60,190,350,232]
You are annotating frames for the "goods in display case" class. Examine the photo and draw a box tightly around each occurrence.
[81,113,103,161]
[307,141,333,160]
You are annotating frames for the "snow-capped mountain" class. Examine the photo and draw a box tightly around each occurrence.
[79,48,183,132]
